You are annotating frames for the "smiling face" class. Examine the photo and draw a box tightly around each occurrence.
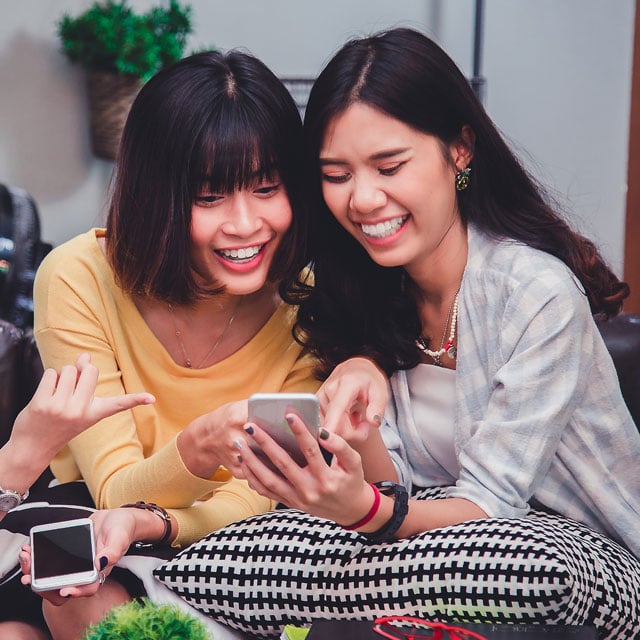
[319,102,470,278]
[189,175,293,296]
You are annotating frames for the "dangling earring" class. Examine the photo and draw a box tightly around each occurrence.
[455,167,471,191]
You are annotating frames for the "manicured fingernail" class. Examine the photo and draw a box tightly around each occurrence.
[286,415,294,425]
[237,454,243,463]
[99,556,108,570]
[319,428,330,440]
[373,414,382,425]
[244,425,254,435]
[65,594,72,598]
[233,438,243,451]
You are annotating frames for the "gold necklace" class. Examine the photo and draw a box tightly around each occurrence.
[416,287,461,366]
[168,298,240,369]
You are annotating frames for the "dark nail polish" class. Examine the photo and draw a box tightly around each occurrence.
[244,424,254,435]
[99,556,108,570]
[319,428,330,440]
[237,454,243,463]
[286,415,294,425]
[373,414,382,425]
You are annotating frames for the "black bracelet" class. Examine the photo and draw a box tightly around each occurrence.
[362,481,409,544]
[120,501,172,546]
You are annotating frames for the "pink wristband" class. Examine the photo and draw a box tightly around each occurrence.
[343,483,381,531]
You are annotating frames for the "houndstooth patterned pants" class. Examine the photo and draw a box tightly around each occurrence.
[154,488,640,640]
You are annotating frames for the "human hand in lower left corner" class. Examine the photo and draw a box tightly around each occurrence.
[19,508,142,604]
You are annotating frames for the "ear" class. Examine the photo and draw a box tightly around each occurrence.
[450,125,475,170]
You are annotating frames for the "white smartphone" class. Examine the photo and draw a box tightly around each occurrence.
[248,392,323,473]
[30,517,98,592]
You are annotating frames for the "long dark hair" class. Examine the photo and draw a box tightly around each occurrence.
[107,49,307,305]
[285,27,629,378]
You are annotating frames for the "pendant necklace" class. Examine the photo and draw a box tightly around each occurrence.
[168,298,240,369]
[416,287,461,366]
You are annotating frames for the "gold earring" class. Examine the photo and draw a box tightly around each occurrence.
[455,167,471,192]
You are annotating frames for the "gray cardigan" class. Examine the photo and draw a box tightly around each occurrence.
[382,224,640,558]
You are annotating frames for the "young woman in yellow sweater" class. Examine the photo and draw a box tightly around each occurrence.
[12,48,319,639]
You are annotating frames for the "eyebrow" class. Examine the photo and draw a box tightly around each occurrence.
[319,147,410,166]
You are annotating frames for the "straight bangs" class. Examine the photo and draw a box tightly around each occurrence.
[191,98,281,197]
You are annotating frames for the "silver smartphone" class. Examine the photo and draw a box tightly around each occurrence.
[30,517,98,592]
[247,392,321,472]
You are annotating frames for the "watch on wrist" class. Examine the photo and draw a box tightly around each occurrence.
[363,481,409,544]
[0,485,29,512]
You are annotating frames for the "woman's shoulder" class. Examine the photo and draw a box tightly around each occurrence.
[262,299,299,337]
[465,224,588,315]
[34,228,118,318]
[36,228,107,282]
[468,224,578,287]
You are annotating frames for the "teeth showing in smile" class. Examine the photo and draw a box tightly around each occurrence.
[218,245,262,263]
[360,215,408,239]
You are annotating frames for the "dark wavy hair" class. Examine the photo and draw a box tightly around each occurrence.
[107,49,307,305]
[284,27,629,378]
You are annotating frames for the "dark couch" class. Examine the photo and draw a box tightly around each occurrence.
[0,319,46,492]
[0,319,43,445]
[596,312,640,428]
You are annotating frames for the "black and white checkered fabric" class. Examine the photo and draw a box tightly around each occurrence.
[154,488,640,640]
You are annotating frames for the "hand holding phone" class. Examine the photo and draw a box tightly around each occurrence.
[247,392,328,474]
[30,517,98,592]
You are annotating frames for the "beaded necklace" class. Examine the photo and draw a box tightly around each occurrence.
[416,288,460,366]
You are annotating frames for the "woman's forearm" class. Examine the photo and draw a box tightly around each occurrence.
[357,428,399,484]
[0,439,49,521]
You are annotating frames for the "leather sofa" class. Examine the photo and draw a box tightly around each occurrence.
[0,313,638,461]
[596,312,640,428]
[0,319,42,447]
[0,319,47,492]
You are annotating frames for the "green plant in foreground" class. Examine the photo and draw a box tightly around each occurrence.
[83,598,210,640]
[57,0,193,81]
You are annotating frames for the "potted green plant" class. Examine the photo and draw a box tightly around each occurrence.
[83,598,211,639]
[57,0,193,160]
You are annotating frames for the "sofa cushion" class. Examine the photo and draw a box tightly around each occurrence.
[597,313,640,428]
[0,319,25,445]
[154,488,640,640]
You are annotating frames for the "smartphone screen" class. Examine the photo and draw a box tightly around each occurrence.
[30,518,97,591]
[248,392,327,473]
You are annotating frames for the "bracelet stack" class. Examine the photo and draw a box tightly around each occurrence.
[120,501,172,546]
[364,481,409,544]
[342,481,409,544]
[343,484,381,531]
